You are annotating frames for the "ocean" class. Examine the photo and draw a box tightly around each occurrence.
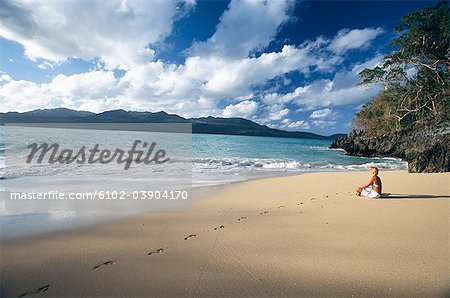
[192,133,406,186]
[0,128,407,239]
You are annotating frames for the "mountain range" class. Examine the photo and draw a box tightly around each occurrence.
[0,108,344,140]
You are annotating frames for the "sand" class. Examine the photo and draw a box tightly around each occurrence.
[1,170,449,297]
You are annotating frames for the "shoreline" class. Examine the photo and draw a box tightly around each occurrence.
[1,170,449,297]
[1,168,403,241]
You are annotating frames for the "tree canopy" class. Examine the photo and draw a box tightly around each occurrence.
[355,1,449,136]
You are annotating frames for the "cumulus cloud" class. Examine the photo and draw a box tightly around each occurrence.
[310,108,335,119]
[199,45,320,98]
[309,108,339,120]
[262,55,384,110]
[0,0,385,133]
[0,80,52,111]
[266,77,378,110]
[0,42,326,115]
[286,120,310,130]
[0,70,122,112]
[311,120,336,128]
[222,100,259,118]
[328,27,384,54]
[266,105,290,120]
[190,0,294,58]
[0,0,194,69]
[267,118,310,130]
[0,71,12,83]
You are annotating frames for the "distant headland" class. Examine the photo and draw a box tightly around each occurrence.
[0,108,344,140]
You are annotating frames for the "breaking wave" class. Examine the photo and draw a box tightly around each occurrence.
[192,157,407,172]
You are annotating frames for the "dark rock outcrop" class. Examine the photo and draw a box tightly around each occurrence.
[330,122,449,173]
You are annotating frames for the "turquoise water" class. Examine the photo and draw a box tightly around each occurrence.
[192,134,406,186]
[0,130,406,239]
[1,130,406,187]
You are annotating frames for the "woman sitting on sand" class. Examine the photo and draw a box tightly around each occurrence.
[355,167,382,198]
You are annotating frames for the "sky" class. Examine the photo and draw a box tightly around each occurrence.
[0,0,436,135]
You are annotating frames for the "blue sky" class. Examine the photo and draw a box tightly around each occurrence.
[0,0,435,135]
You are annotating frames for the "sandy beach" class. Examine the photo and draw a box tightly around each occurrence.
[1,170,449,297]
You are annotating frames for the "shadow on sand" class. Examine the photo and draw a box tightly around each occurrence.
[380,193,450,199]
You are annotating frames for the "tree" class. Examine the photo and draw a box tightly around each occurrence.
[357,1,449,134]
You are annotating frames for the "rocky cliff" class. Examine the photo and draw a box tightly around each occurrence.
[330,122,449,173]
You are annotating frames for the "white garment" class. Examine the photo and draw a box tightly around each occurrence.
[361,187,380,198]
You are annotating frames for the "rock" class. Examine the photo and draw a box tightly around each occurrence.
[330,122,449,173]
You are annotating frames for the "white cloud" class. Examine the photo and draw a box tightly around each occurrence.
[222,100,259,118]
[0,70,122,112]
[310,108,337,119]
[311,120,336,128]
[310,108,332,118]
[50,71,119,99]
[294,77,380,109]
[1,35,325,115]
[199,45,318,98]
[262,55,384,110]
[328,27,383,54]
[190,0,294,58]
[266,118,311,131]
[267,105,289,120]
[0,0,194,69]
[0,71,12,83]
[0,80,53,111]
[37,61,56,70]
[0,0,385,130]
[286,120,310,130]
[0,41,383,118]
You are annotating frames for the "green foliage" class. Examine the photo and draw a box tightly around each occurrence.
[353,89,403,135]
[356,1,449,136]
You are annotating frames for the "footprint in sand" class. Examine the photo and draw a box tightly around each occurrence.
[277,205,285,209]
[148,248,165,255]
[184,234,197,240]
[214,225,225,230]
[18,284,51,297]
[310,198,316,201]
[259,211,269,215]
[237,216,247,221]
[92,261,115,270]
[297,202,303,206]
